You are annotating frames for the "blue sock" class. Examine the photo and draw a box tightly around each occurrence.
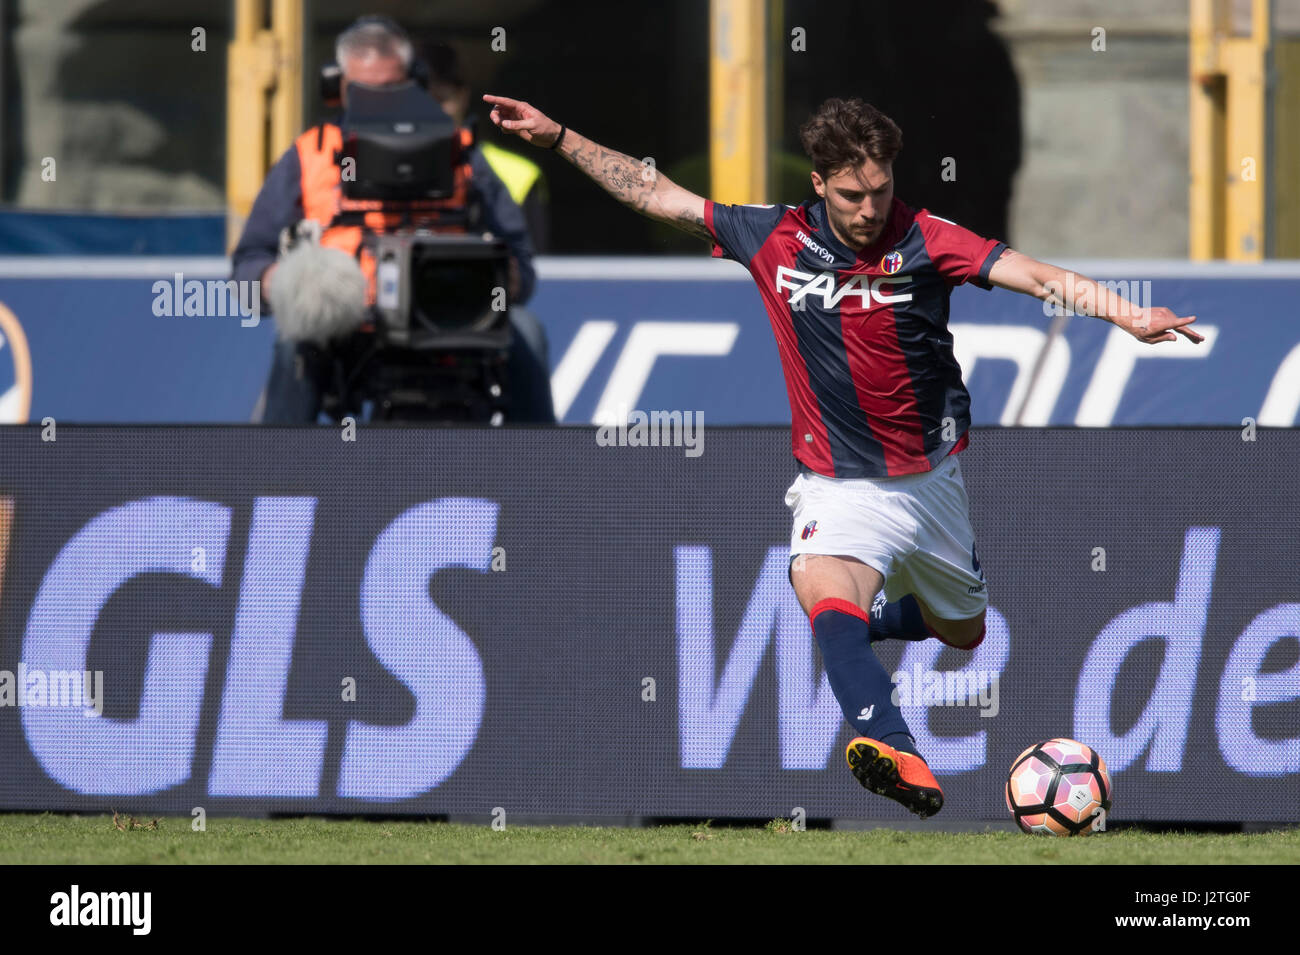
[811,600,914,745]
[868,593,929,643]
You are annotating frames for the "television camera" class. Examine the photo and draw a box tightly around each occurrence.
[275,79,515,423]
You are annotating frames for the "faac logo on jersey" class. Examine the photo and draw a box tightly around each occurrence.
[774,266,913,309]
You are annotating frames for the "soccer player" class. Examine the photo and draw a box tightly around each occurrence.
[484,93,1202,817]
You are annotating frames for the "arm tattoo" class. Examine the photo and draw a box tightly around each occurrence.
[671,207,711,241]
[567,139,657,211]
[563,136,710,240]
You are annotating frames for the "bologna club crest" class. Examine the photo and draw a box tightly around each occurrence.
[880,251,904,274]
[801,520,818,540]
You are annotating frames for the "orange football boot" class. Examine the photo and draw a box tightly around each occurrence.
[845,737,944,818]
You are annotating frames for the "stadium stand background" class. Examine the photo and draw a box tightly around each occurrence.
[4,0,1297,254]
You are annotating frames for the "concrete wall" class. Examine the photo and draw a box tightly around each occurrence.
[994,1,1187,256]
[5,0,229,210]
[994,0,1300,257]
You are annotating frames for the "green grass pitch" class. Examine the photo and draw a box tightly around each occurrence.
[0,814,1297,864]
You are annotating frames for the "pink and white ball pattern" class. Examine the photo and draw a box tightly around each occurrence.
[1005,738,1112,836]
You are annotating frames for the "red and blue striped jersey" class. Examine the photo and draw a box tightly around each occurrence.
[705,196,1005,478]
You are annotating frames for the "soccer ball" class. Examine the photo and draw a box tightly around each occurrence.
[1005,738,1112,836]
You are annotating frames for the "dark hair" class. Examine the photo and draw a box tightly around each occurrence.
[798,98,903,178]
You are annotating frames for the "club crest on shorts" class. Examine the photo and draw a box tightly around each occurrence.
[881,250,904,274]
[801,520,818,540]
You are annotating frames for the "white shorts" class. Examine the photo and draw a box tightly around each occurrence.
[785,454,988,619]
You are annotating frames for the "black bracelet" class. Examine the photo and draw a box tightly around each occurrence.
[549,124,566,151]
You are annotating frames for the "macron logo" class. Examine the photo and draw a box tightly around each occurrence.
[795,229,835,263]
[858,705,875,722]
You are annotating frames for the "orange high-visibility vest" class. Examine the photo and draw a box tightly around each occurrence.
[294,122,475,305]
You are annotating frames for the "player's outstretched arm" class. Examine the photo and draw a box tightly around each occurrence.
[482,94,709,241]
[987,248,1204,345]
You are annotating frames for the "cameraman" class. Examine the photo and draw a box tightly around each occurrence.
[233,15,555,423]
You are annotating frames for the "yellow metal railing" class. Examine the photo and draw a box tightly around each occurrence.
[1275,34,1300,257]
[710,0,768,206]
[1190,0,1298,259]
[226,0,303,252]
